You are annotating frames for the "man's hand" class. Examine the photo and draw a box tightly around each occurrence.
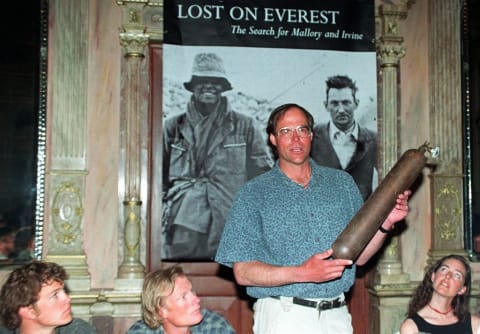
[297,249,353,283]
[383,190,411,229]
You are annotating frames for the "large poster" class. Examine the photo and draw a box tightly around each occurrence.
[162,0,377,260]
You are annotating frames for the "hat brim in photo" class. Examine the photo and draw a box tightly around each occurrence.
[183,76,233,92]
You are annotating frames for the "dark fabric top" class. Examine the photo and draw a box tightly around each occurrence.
[410,312,472,334]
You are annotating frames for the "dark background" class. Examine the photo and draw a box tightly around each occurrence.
[0,1,41,233]
[464,0,480,258]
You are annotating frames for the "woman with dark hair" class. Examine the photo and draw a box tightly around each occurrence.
[400,254,480,334]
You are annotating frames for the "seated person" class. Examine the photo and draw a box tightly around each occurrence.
[0,261,96,334]
[12,226,35,262]
[0,226,15,261]
[127,265,235,334]
[400,254,480,334]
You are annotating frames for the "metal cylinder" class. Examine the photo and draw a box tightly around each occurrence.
[331,144,431,261]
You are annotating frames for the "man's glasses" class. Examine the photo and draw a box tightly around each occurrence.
[276,125,312,138]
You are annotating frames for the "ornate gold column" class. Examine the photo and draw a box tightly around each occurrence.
[374,3,409,286]
[116,1,150,281]
[427,0,467,263]
[369,3,414,333]
[45,0,90,291]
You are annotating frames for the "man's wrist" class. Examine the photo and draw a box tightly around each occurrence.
[379,225,393,234]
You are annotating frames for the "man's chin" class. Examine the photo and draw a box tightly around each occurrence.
[62,309,73,321]
[190,311,204,325]
[56,315,74,328]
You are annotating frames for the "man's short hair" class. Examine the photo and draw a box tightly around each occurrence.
[325,75,358,102]
[142,265,186,329]
[0,261,68,329]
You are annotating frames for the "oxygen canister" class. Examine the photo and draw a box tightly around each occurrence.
[331,143,438,261]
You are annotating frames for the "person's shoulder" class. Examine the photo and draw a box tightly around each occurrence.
[241,165,275,187]
[0,324,15,334]
[312,123,329,136]
[164,113,187,127]
[201,308,226,320]
[312,160,350,178]
[470,312,480,333]
[200,309,235,333]
[229,110,254,121]
[56,318,96,334]
[398,317,418,334]
[357,124,377,139]
[312,161,359,192]
[313,123,329,131]
[126,319,163,334]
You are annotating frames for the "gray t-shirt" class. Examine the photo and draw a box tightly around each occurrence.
[0,318,96,334]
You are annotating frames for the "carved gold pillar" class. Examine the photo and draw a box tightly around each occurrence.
[374,3,409,285]
[427,0,467,264]
[45,0,90,291]
[117,1,149,280]
[369,4,416,333]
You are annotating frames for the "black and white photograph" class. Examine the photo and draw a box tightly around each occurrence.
[160,0,377,260]
[311,74,378,201]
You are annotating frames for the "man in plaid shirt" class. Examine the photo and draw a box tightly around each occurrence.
[126,265,235,334]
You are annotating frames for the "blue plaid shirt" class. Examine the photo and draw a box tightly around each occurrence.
[126,309,235,334]
[216,160,362,299]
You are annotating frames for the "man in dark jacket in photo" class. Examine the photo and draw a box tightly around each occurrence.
[311,75,377,201]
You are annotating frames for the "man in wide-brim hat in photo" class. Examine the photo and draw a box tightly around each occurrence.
[162,52,273,260]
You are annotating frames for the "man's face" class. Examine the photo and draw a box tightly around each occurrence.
[193,80,223,105]
[269,107,313,167]
[325,87,358,131]
[26,280,72,329]
[0,234,14,256]
[159,275,203,329]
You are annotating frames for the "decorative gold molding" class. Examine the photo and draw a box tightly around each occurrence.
[377,5,407,68]
[377,44,406,66]
[119,32,150,58]
[123,201,142,257]
[376,0,416,9]
[46,173,90,285]
[434,182,461,241]
[51,182,84,246]
[118,0,163,40]
[118,201,144,279]
[47,172,87,258]
[430,174,465,260]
